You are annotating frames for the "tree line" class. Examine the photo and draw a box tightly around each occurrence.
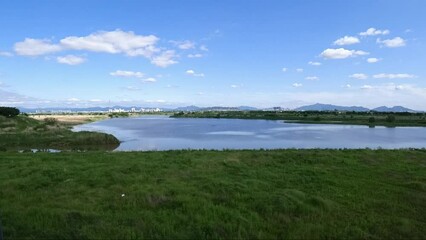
[0,107,20,117]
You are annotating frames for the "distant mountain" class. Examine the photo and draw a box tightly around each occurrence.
[295,103,369,112]
[237,106,258,111]
[372,106,416,112]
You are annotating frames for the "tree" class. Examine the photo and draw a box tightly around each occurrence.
[0,107,20,117]
[386,115,396,123]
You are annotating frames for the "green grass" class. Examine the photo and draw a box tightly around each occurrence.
[0,115,119,151]
[172,110,426,127]
[0,149,425,239]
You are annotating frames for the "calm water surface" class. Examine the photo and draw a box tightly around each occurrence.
[73,115,426,151]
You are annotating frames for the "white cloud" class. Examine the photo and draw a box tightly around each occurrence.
[15,30,179,67]
[367,58,380,63]
[14,38,62,56]
[170,40,195,50]
[296,68,304,72]
[282,67,287,72]
[110,70,144,78]
[230,84,243,88]
[292,83,303,87]
[0,51,13,57]
[320,48,369,59]
[377,37,406,48]
[186,69,204,77]
[67,98,80,102]
[56,55,86,65]
[361,85,373,90]
[305,76,319,81]
[187,53,203,58]
[373,73,416,79]
[308,61,321,66]
[349,73,368,80]
[333,36,360,46]
[359,28,390,36]
[143,77,157,83]
[125,86,142,91]
[150,50,178,67]
[60,30,159,57]
[200,45,209,51]
[344,84,351,88]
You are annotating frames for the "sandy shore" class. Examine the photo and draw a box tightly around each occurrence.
[30,114,109,124]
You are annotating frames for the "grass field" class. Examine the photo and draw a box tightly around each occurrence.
[0,149,425,239]
[172,110,426,127]
[0,115,119,151]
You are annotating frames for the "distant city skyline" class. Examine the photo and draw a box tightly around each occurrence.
[1,0,426,109]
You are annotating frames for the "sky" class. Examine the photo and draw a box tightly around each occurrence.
[1,0,426,110]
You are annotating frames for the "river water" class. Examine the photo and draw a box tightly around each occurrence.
[73,115,426,151]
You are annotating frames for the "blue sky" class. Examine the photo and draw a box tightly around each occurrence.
[1,0,426,109]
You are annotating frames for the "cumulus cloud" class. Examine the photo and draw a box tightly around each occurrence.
[14,30,179,67]
[186,69,204,77]
[367,58,380,63]
[320,48,369,59]
[373,73,416,79]
[230,84,243,88]
[0,51,13,57]
[359,28,390,36]
[56,55,86,65]
[150,50,178,67]
[361,85,373,90]
[200,45,209,51]
[14,38,62,56]
[333,36,360,46]
[143,77,157,83]
[187,53,203,58]
[292,83,303,87]
[170,40,195,50]
[125,86,142,91]
[282,67,287,72]
[296,68,304,72]
[305,76,319,81]
[110,70,144,78]
[67,98,80,102]
[308,61,321,66]
[349,73,368,80]
[60,30,159,57]
[377,37,406,48]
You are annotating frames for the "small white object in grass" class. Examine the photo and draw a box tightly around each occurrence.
[121,194,125,197]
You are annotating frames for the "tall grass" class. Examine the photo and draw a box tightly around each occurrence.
[0,149,425,239]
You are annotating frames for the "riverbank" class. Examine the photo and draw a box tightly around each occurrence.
[172,110,426,127]
[30,113,109,125]
[0,115,119,151]
[0,149,425,239]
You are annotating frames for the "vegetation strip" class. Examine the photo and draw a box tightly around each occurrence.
[0,110,119,151]
[173,110,426,127]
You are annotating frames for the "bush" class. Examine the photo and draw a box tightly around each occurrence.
[0,107,20,117]
[44,117,58,125]
[368,117,376,123]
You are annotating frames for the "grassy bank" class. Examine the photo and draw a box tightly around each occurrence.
[172,110,426,127]
[0,149,425,239]
[0,115,119,151]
